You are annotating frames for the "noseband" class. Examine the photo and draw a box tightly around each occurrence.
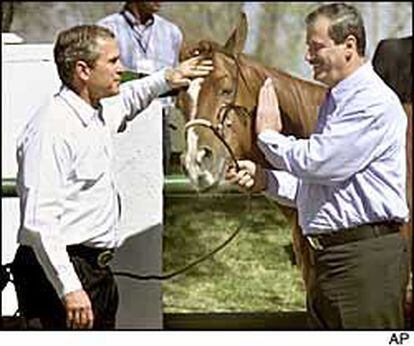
[184,52,255,172]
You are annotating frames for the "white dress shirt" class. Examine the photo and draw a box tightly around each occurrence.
[16,71,170,298]
[258,62,409,235]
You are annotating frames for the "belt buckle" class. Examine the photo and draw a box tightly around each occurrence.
[97,250,114,268]
[307,236,324,250]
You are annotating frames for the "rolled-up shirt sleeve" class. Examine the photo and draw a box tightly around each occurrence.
[257,100,390,185]
[19,129,82,298]
[265,169,298,208]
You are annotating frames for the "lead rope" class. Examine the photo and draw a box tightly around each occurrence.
[114,107,251,281]
[113,193,252,281]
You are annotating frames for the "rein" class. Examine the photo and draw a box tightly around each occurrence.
[113,195,252,281]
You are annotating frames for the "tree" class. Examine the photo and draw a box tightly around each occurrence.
[161,2,244,45]
[1,2,16,32]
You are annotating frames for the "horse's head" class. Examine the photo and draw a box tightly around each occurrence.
[178,13,267,191]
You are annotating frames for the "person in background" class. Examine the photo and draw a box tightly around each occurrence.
[226,3,409,329]
[98,1,183,173]
[12,24,212,330]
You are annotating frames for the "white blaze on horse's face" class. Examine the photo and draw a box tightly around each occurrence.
[183,78,226,191]
[185,127,216,190]
[187,77,204,120]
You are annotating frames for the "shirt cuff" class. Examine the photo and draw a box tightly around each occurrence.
[19,230,84,299]
[257,130,292,170]
[265,169,298,208]
[57,264,84,298]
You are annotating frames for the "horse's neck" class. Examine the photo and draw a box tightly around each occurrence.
[241,56,326,138]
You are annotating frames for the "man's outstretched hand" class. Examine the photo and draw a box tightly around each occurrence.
[165,56,214,89]
[256,77,283,134]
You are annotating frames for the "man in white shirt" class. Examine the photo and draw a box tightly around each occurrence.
[226,3,409,329]
[11,24,212,330]
[98,1,183,173]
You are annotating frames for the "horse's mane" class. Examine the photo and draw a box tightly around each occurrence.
[240,53,326,137]
[182,39,327,137]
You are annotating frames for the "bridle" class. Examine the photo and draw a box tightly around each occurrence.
[184,50,256,172]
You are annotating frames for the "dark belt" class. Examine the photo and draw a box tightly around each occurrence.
[67,244,115,268]
[306,221,402,250]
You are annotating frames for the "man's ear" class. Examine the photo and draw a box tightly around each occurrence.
[344,35,358,59]
[74,60,91,82]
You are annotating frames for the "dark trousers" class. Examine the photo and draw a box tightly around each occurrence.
[306,230,409,329]
[11,245,119,330]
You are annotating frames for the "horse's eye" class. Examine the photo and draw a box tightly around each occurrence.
[218,89,232,97]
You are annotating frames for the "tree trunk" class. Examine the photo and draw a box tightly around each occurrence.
[1,2,15,32]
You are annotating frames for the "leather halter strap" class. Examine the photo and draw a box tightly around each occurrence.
[184,118,240,171]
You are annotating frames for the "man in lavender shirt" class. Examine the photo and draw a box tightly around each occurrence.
[227,3,409,329]
[98,1,183,173]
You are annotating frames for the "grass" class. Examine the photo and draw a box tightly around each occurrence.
[162,194,306,313]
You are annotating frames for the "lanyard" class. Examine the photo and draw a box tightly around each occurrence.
[120,10,153,56]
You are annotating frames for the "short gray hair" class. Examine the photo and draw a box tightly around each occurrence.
[306,3,366,56]
[54,25,115,87]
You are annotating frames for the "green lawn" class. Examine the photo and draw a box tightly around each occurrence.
[162,194,306,313]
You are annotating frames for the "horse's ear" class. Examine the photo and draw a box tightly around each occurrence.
[179,41,192,61]
[224,12,248,55]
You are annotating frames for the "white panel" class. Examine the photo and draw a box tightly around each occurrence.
[111,100,163,244]
[1,44,60,179]
[1,198,20,315]
[109,100,163,329]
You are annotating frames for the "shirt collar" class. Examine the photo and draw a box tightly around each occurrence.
[57,85,102,127]
[122,7,155,28]
[330,61,373,100]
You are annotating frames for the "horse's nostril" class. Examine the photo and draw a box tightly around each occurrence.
[194,146,214,168]
[201,146,213,160]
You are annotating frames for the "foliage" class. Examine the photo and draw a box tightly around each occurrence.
[5,2,412,78]
[1,2,16,32]
[120,70,140,83]
[162,2,244,44]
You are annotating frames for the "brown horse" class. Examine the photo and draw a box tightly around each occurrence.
[178,13,325,288]
[178,13,412,318]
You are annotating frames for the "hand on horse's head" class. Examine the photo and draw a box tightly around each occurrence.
[165,56,214,89]
[256,77,283,135]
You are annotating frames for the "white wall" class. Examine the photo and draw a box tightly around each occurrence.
[1,198,20,316]
[2,43,61,179]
